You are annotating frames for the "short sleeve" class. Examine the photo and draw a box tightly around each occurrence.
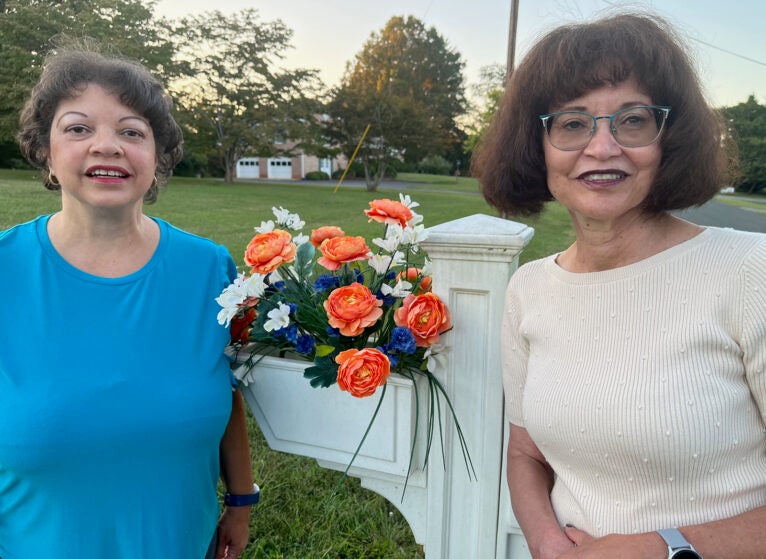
[740,238,766,423]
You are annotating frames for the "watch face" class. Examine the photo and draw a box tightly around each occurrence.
[671,551,702,559]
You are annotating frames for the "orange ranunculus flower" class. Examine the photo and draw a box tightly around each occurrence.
[335,347,390,398]
[230,305,257,343]
[324,282,383,336]
[364,199,413,228]
[394,292,451,347]
[318,236,370,271]
[397,267,432,294]
[244,229,297,274]
[310,225,345,248]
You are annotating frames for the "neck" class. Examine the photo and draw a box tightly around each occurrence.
[47,209,160,277]
[558,213,702,272]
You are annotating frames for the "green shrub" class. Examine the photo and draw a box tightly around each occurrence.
[417,155,451,176]
[304,171,330,180]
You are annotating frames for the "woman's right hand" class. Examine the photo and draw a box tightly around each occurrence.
[531,526,576,559]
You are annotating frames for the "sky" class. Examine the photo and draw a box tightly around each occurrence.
[154,0,766,108]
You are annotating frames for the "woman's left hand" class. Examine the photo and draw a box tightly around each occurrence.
[558,526,666,559]
[214,506,251,559]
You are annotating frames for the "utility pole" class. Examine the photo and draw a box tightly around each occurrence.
[506,0,520,82]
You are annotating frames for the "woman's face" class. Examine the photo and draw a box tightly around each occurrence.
[542,78,662,232]
[47,83,157,215]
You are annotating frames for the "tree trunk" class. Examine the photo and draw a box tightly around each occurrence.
[363,160,379,191]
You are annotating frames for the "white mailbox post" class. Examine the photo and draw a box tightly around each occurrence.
[240,214,534,558]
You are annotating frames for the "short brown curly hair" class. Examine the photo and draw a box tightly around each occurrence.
[472,12,734,217]
[17,47,183,204]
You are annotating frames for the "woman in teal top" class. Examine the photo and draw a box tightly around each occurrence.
[0,48,255,558]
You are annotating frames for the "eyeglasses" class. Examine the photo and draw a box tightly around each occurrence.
[539,105,671,151]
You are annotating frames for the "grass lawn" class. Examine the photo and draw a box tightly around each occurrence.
[0,169,573,558]
[715,194,766,215]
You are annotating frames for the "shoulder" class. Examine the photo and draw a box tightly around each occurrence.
[507,255,554,291]
[701,227,766,256]
[153,218,237,283]
[0,215,45,242]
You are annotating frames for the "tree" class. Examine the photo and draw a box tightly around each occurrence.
[721,95,766,194]
[464,63,505,157]
[0,0,174,155]
[168,9,323,183]
[325,15,466,190]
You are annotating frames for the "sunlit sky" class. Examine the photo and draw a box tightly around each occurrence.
[154,0,765,108]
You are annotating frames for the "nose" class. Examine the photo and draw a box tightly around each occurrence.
[89,128,123,156]
[582,118,622,159]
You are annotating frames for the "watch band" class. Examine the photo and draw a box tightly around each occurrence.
[657,528,702,558]
[224,483,260,506]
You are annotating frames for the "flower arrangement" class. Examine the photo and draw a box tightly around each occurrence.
[216,194,474,489]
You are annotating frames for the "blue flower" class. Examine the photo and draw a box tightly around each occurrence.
[354,269,365,284]
[272,281,286,291]
[283,324,299,344]
[375,292,396,307]
[313,274,339,291]
[385,271,396,281]
[288,303,298,315]
[388,327,417,355]
[378,347,399,368]
[326,326,341,337]
[295,334,315,355]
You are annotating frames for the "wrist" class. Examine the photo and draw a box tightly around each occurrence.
[223,482,260,507]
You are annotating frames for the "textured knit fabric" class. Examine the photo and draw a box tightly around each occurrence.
[0,215,237,559]
[502,227,766,536]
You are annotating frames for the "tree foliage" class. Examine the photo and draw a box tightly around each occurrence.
[0,0,174,151]
[721,95,766,194]
[464,63,505,157]
[325,15,466,190]
[168,9,323,183]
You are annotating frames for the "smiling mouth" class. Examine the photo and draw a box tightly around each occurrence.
[87,169,128,178]
[579,172,627,181]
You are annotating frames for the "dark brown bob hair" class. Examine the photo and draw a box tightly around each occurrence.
[17,47,183,204]
[472,12,732,216]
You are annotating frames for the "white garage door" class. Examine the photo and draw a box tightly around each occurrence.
[236,158,260,179]
[268,158,292,179]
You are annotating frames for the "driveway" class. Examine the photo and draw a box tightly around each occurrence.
[675,199,766,233]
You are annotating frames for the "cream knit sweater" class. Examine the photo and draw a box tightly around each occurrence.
[502,227,766,536]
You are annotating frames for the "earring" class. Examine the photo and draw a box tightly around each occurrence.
[151,176,158,189]
[48,171,60,186]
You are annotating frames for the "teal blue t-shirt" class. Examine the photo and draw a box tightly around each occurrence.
[0,215,237,559]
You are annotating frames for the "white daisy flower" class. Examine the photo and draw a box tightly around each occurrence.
[399,193,420,210]
[254,220,275,234]
[372,235,400,253]
[367,251,405,274]
[263,302,291,332]
[380,279,413,298]
[292,233,310,246]
[424,342,448,373]
[215,273,266,326]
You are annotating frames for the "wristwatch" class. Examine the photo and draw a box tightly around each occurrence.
[224,483,260,506]
[657,528,702,558]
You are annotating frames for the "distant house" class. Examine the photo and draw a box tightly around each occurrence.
[235,152,342,180]
[236,123,346,180]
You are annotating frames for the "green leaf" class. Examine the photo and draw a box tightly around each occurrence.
[303,356,338,388]
[295,241,316,276]
[314,344,335,357]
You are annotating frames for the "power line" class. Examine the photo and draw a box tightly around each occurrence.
[600,0,765,68]
[687,36,766,68]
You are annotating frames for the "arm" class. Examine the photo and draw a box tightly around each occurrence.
[563,507,766,559]
[507,423,575,559]
[215,390,254,559]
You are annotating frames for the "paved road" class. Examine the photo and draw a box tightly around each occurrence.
[243,178,766,233]
[675,199,766,233]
